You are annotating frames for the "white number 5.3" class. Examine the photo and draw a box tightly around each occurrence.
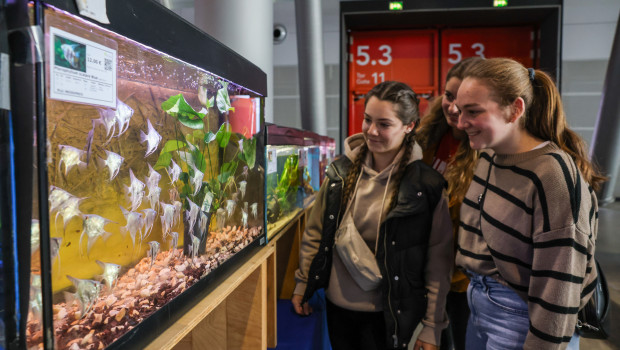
[355,44,393,66]
[447,42,486,64]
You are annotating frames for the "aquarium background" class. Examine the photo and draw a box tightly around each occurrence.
[25,6,266,349]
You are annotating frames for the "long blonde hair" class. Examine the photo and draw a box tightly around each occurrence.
[416,58,481,206]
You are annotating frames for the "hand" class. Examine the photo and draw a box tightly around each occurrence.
[413,339,438,350]
[291,294,313,316]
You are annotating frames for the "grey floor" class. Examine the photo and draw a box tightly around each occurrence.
[581,201,620,350]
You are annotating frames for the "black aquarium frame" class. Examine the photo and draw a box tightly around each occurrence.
[4,0,267,348]
[339,0,563,151]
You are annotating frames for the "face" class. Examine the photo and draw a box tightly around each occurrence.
[362,96,412,161]
[455,78,519,153]
[442,77,462,128]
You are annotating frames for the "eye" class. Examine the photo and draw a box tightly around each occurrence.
[444,92,455,102]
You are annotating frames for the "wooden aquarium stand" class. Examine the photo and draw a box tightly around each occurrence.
[145,205,312,350]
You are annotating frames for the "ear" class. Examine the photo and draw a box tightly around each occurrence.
[509,97,526,123]
[404,121,415,134]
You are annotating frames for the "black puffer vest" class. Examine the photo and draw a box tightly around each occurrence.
[302,156,446,349]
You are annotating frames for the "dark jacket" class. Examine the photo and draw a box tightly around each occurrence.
[302,156,447,348]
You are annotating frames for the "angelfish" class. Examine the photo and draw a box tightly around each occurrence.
[189,163,204,197]
[146,185,161,212]
[64,275,102,319]
[188,233,200,260]
[185,199,200,236]
[239,180,247,199]
[169,232,179,255]
[114,99,134,138]
[216,208,226,231]
[55,196,86,235]
[147,241,160,268]
[250,202,258,219]
[124,169,145,212]
[167,159,181,185]
[120,206,144,249]
[49,186,72,214]
[58,144,87,175]
[173,201,182,227]
[199,211,209,238]
[145,164,161,190]
[225,199,236,218]
[93,108,116,143]
[141,208,158,242]
[97,150,124,181]
[79,214,114,256]
[140,119,162,157]
[95,260,121,290]
[160,202,175,239]
[60,43,80,69]
[241,209,248,228]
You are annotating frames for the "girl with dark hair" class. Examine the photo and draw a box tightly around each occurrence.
[416,57,482,350]
[291,81,453,350]
[454,58,604,349]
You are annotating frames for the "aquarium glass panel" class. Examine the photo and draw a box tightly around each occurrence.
[265,145,302,238]
[300,146,320,207]
[26,7,265,349]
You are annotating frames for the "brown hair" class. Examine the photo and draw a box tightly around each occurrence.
[463,58,605,190]
[416,57,482,207]
[341,81,419,211]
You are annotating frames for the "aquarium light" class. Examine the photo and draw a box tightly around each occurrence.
[389,1,403,11]
[493,0,508,7]
[43,4,264,98]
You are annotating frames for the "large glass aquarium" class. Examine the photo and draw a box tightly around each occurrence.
[8,1,267,349]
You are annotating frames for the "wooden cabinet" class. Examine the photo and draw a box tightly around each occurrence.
[145,207,310,349]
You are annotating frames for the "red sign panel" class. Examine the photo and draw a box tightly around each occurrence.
[348,30,438,136]
[440,26,536,90]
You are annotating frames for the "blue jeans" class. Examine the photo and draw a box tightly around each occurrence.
[466,272,579,350]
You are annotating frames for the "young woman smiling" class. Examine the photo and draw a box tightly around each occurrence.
[292,81,453,350]
[454,58,605,350]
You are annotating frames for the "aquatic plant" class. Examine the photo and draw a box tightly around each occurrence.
[154,79,258,254]
[267,154,300,223]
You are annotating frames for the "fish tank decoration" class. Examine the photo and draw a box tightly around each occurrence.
[17,2,266,349]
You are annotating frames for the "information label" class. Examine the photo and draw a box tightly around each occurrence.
[49,27,116,108]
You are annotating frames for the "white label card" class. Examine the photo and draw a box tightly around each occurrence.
[49,27,117,108]
[75,0,111,24]
[267,149,277,174]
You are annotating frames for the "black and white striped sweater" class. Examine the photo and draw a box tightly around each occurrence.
[455,142,598,350]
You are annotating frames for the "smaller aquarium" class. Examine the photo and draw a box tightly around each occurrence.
[265,124,304,239]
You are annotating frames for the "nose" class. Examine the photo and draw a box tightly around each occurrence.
[457,114,468,130]
[448,102,459,115]
[367,122,378,135]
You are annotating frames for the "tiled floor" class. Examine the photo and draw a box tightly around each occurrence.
[581,201,620,350]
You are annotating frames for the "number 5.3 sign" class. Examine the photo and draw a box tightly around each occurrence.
[447,42,486,64]
[355,45,393,66]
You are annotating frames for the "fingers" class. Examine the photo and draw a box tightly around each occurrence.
[291,294,313,316]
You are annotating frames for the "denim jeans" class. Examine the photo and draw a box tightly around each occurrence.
[466,272,579,350]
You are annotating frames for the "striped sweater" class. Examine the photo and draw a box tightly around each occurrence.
[455,142,598,350]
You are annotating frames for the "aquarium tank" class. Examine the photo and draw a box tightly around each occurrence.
[265,124,304,239]
[12,1,266,349]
